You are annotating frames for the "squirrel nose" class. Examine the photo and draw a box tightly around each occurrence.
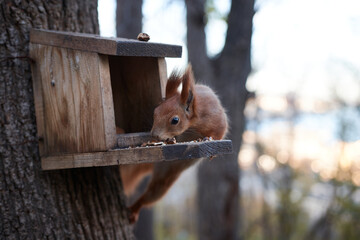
[150,129,160,140]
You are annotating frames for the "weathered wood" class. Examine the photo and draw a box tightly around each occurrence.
[98,54,117,150]
[41,140,233,170]
[117,132,153,148]
[30,44,117,155]
[30,29,182,58]
[158,58,168,99]
[30,44,46,156]
[109,56,164,133]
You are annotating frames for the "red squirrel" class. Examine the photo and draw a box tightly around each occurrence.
[121,64,228,223]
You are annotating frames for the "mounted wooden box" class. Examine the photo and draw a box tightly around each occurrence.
[30,29,232,170]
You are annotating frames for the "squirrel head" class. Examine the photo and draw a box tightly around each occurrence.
[151,64,196,140]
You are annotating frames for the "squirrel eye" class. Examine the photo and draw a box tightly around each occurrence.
[171,116,179,125]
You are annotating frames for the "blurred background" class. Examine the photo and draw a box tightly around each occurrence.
[99,0,360,239]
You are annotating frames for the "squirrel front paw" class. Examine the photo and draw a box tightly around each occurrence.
[128,205,140,224]
[128,211,139,224]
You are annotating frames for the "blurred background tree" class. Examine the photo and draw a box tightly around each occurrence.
[185,0,254,239]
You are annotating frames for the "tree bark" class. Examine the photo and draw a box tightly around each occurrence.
[0,1,134,239]
[185,0,254,239]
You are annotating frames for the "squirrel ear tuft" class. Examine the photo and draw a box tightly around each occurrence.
[165,70,182,99]
[181,64,195,106]
[185,89,193,112]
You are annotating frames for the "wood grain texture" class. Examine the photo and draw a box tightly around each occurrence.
[109,56,164,133]
[30,29,182,58]
[117,132,153,148]
[157,58,168,99]
[41,140,233,170]
[30,44,116,155]
[98,54,117,149]
[29,44,46,156]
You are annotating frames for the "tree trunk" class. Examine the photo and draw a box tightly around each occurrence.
[0,1,134,239]
[185,0,254,239]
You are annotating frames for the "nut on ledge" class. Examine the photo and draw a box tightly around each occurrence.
[137,33,150,42]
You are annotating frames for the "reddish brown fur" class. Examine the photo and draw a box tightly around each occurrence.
[122,64,228,223]
[120,163,153,195]
[165,72,182,99]
[180,65,195,106]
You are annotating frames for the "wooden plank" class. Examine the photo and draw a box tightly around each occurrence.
[31,44,115,155]
[117,132,153,148]
[41,140,233,170]
[98,55,117,150]
[109,56,164,133]
[157,58,168,99]
[30,29,182,58]
[29,43,46,155]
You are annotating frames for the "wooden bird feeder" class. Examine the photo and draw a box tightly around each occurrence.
[29,29,232,170]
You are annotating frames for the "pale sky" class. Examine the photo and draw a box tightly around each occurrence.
[249,0,360,104]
